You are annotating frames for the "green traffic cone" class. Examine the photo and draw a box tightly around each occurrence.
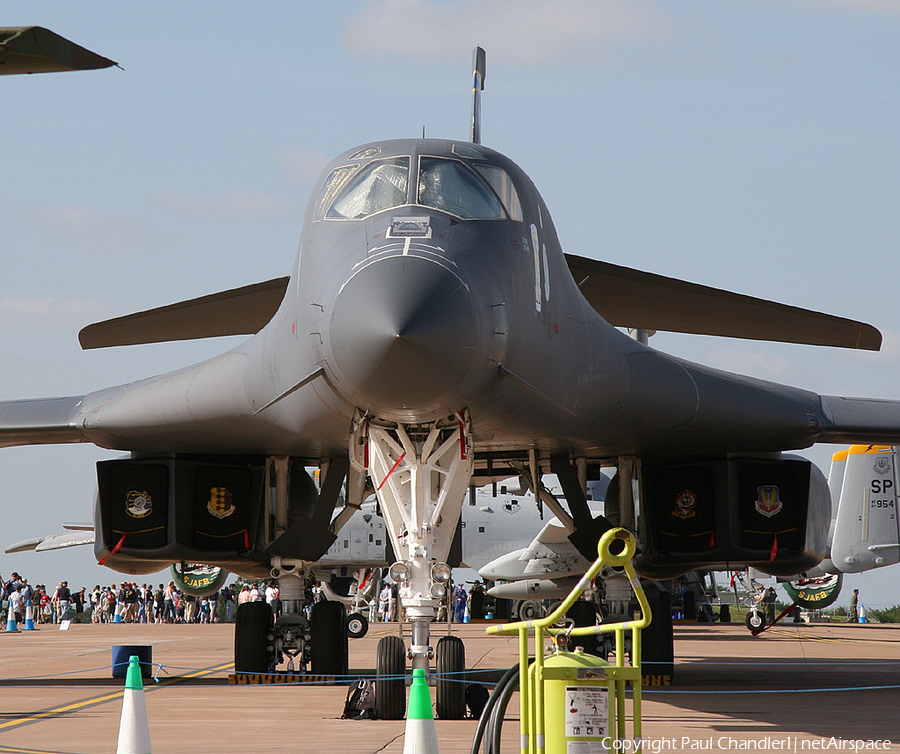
[403,668,439,754]
[117,655,152,753]
[125,654,144,690]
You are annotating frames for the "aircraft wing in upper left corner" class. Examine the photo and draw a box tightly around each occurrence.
[0,27,116,75]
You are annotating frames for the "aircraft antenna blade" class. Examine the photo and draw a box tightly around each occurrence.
[470,46,486,144]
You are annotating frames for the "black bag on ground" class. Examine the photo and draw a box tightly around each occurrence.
[342,679,377,719]
[465,683,490,719]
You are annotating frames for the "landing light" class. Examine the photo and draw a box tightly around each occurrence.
[430,583,446,599]
[389,561,411,582]
[431,562,451,583]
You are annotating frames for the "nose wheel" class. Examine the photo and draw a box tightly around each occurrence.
[435,635,466,719]
[376,635,406,720]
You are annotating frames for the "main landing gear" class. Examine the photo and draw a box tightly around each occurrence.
[233,560,349,676]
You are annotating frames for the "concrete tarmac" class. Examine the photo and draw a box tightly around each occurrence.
[1,619,899,753]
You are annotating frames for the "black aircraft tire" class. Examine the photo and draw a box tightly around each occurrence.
[376,635,406,720]
[435,635,466,720]
[234,601,272,673]
[347,612,369,639]
[310,601,349,675]
[745,610,767,632]
[566,600,599,655]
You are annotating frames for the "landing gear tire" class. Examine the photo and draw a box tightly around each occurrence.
[310,601,349,675]
[435,635,466,720]
[234,601,272,673]
[548,601,567,628]
[518,600,541,621]
[347,612,369,639]
[745,609,767,632]
[376,635,406,720]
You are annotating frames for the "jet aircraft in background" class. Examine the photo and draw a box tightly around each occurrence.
[5,45,900,718]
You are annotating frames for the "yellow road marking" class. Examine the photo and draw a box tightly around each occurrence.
[0,662,233,733]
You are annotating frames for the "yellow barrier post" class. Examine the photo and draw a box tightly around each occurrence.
[487,528,651,754]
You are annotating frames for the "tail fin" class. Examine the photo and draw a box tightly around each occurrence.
[830,445,900,572]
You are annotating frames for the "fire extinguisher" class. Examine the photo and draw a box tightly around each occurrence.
[531,646,612,753]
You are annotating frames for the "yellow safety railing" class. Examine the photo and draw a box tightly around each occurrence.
[486,527,651,754]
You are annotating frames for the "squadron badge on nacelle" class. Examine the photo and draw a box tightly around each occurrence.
[755,485,783,518]
[207,487,235,519]
[125,490,152,519]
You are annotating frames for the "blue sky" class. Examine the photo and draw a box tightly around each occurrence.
[1,1,899,610]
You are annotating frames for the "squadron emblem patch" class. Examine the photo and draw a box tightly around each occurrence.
[755,485,783,518]
[672,489,697,519]
[125,490,153,519]
[874,455,891,476]
[207,487,236,519]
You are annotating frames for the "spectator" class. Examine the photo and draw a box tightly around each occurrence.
[73,588,86,624]
[154,585,165,623]
[55,581,72,623]
[266,580,280,619]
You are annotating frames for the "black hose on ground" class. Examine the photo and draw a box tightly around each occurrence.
[470,661,529,754]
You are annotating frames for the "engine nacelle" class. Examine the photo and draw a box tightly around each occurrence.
[636,456,829,579]
[94,455,269,576]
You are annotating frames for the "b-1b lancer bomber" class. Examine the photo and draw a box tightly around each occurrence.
[4,47,900,717]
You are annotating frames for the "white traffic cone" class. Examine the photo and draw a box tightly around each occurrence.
[116,655,152,754]
[403,668,439,754]
[23,601,36,630]
[5,603,19,633]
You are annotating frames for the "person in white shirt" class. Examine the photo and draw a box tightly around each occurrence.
[8,586,23,624]
[265,580,280,618]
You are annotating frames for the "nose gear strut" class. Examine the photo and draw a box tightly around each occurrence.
[353,410,473,673]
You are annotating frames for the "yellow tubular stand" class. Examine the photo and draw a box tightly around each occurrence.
[487,527,651,754]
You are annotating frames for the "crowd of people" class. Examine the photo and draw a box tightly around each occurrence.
[4,570,492,626]
[1,571,283,626]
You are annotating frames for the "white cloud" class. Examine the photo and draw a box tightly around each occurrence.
[147,189,292,220]
[29,206,148,255]
[342,0,673,65]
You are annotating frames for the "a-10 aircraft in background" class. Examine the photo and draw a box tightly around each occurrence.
[480,444,900,634]
[7,40,900,718]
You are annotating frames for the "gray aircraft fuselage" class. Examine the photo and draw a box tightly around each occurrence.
[77,139,827,461]
[7,136,900,582]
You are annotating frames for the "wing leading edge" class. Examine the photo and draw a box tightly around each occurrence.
[0,27,116,75]
[0,396,86,448]
[78,276,289,349]
[565,254,881,351]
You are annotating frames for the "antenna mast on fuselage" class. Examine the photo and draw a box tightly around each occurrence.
[470,46,486,144]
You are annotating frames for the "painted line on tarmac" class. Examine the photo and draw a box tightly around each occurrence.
[0,662,233,733]
[0,746,69,754]
[768,628,900,645]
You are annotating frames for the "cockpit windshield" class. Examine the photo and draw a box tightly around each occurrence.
[326,157,409,219]
[417,157,506,219]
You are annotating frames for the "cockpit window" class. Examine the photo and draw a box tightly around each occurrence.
[317,164,358,218]
[474,164,523,221]
[418,157,506,219]
[326,157,410,219]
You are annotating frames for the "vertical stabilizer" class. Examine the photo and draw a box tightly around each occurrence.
[470,46,486,144]
[831,445,900,572]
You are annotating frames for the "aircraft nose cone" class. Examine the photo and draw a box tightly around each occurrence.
[329,256,480,414]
